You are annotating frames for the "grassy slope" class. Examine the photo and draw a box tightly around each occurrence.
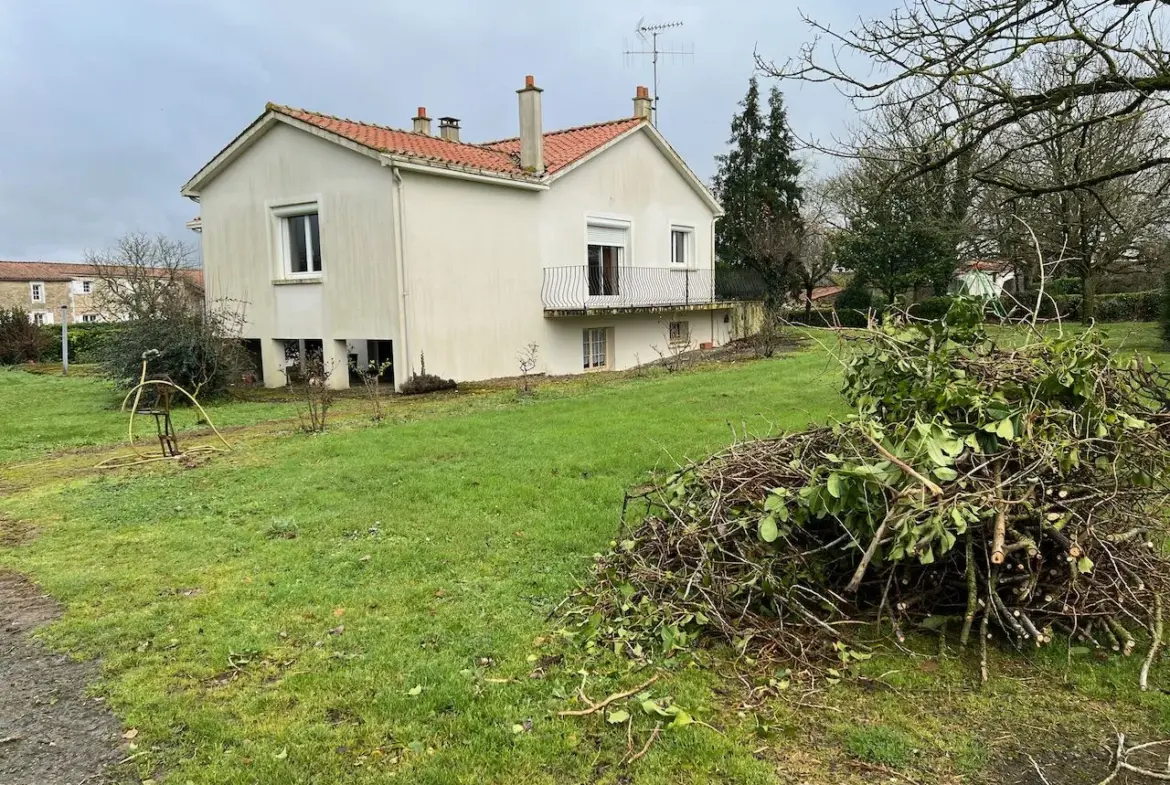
[1,351,843,785]
[1,326,1168,784]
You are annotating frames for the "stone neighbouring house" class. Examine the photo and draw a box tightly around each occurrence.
[0,261,204,324]
[181,77,738,390]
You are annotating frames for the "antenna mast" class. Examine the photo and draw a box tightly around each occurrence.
[623,19,692,126]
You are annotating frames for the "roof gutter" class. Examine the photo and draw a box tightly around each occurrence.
[380,155,548,191]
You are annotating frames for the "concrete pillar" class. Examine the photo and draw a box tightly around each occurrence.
[261,338,287,388]
[324,338,350,391]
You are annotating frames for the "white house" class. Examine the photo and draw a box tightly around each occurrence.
[181,77,732,389]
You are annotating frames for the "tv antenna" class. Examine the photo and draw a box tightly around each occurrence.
[623,19,693,126]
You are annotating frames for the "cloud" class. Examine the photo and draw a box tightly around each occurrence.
[0,0,882,259]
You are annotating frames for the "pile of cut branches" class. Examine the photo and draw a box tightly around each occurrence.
[564,301,1170,681]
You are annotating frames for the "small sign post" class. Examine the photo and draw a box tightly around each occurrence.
[60,305,69,376]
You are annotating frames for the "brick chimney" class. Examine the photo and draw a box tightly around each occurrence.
[412,106,431,135]
[633,86,652,120]
[517,75,544,174]
[438,116,461,143]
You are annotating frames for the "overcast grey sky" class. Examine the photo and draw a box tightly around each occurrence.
[0,0,884,260]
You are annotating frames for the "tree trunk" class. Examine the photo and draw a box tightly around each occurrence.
[1081,270,1097,324]
[805,282,814,316]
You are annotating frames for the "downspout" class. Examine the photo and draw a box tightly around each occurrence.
[391,165,413,380]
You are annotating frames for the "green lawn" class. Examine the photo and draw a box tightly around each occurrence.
[2,329,1168,784]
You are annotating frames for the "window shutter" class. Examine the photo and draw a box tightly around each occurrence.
[586,224,628,247]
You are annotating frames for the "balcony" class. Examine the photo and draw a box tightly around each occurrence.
[541,265,765,315]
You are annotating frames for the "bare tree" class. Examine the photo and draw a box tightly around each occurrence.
[762,0,1170,195]
[792,179,838,314]
[978,45,1170,318]
[86,232,199,321]
[745,207,803,314]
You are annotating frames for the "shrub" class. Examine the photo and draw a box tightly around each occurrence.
[38,322,122,363]
[907,295,955,321]
[781,309,838,327]
[1094,290,1160,322]
[0,308,49,364]
[98,302,249,399]
[834,285,874,328]
[400,373,457,396]
[1047,277,1083,295]
[1002,291,1081,320]
[400,352,457,396]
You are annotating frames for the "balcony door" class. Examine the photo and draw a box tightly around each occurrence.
[586,222,628,298]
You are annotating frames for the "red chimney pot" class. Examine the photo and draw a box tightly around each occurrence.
[525,74,535,88]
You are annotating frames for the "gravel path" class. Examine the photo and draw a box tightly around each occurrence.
[0,572,124,785]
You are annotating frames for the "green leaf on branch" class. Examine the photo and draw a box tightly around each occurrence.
[758,516,779,543]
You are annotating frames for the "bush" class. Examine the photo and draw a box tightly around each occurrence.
[38,322,123,363]
[399,352,456,395]
[1047,277,1083,295]
[907,296,956,321]
[0,308,49,364]
[834,285,874,328]
[1002,291,1081,320]
[781,309,838,327]
[400,373,457,396]
[1094,290,1160,322]
[1004,289,1159,323]
[98,303,249,399]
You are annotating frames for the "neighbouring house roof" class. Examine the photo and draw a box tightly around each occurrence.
[808,285,844,302]
[0,260,204,289]
[962,259,1011,274]
[0,261,83,282]
[180,100,721,213]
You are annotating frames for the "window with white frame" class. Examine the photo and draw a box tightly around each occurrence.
[668,320,690,345]
[670,227,692,266]
[276,205,322,276]
[81,279,92,294]
[31,311,51,326]
[582,327,609,370]
[30,281,44,302]
[82,313,100,323]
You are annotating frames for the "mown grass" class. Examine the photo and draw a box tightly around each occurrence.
[1,326,1168,784]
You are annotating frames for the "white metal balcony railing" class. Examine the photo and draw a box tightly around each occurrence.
[540,265,715,312]
[541,265,769,311]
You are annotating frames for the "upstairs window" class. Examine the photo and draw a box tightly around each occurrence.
[276,206,322,276]
[671,227,692,266]
[30,282,44,302]
[81,280,92,294]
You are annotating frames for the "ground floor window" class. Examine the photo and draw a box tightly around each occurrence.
[31,311,51,326]
[668,320,690,345]
[582,327,609,369]
[81,313,99,323]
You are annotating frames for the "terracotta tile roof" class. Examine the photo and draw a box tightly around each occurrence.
[479,118,645,174]
[0,260,203,287]
[269,104,644,177]
[0,261,96,281]
[963,259,1011,274]
[799,285,844,304]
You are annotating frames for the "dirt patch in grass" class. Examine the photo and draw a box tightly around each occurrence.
[0,571,126,785]
[0,516,37,547]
